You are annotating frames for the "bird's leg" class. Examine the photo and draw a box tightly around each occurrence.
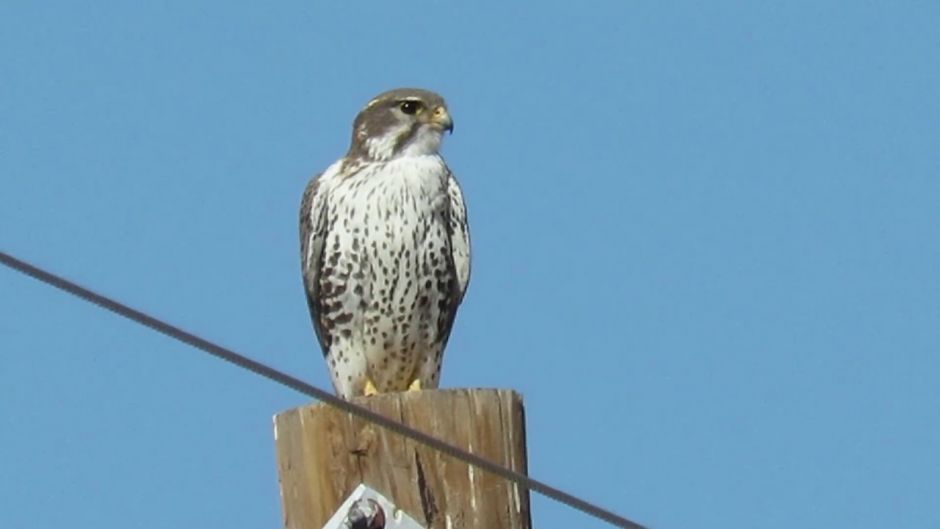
[363,380,379,396]
[407,379,422,392]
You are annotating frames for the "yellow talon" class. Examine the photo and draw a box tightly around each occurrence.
[407,379,422,392]
[364,380,379,396]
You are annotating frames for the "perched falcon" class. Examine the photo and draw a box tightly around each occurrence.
[300,88,471,399]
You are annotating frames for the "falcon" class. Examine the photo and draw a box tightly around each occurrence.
[300,88,471,399]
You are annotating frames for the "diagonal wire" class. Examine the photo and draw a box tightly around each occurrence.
[0,249,647,529]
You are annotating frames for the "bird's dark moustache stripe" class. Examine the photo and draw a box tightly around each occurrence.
[392,122,422,155]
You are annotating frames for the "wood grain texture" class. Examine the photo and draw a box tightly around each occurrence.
[274,388,531,529]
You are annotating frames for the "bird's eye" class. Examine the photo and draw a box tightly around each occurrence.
[399,100,420,115]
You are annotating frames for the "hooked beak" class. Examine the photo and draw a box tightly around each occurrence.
[430,106,454,134]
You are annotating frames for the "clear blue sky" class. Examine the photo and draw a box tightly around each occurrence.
[2,2,938,528]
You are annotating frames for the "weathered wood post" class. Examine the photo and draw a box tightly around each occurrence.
[274,388,531,529]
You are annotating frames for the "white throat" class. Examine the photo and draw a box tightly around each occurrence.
[365,126,443,161]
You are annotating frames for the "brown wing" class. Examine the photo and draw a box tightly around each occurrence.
[434,169,471,346]
[446,170,471,301]
[299,175,333,355]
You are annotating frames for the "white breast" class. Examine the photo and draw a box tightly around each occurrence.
[331,156,449,250]
[322,154,454,381]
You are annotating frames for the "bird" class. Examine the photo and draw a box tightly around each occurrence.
[300,88,471,399]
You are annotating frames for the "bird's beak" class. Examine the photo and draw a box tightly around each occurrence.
[430,106,454,134]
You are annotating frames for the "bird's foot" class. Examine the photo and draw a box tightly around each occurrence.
[407,379,422,392]
[363,380,379,396]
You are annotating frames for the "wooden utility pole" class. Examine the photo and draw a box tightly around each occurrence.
[274,388,531,529]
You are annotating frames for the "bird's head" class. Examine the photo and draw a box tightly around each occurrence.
[348,88,454,162]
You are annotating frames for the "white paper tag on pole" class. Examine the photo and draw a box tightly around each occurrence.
[321,483,427,529]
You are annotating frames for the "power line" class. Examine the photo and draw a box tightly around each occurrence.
[0,249,647,529]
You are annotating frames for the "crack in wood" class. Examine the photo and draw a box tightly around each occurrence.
[414,450,438,526]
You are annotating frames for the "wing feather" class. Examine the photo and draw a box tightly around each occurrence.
[446,171,471,301]
[299,173,332,355]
